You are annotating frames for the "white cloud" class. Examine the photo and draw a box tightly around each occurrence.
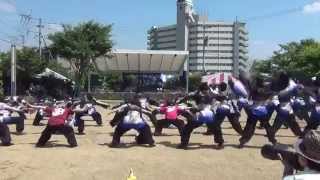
[0,0,16,13]
[303,0,320,14]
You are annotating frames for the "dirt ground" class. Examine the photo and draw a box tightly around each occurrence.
[0,106,299,180]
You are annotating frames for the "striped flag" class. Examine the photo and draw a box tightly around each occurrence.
[202,73,234,85]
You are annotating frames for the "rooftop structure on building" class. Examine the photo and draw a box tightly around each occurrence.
[147,0,249,77]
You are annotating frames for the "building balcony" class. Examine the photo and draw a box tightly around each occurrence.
[239,41,249,47]
[239,46,248,54]
[239,54,249,60]
[239,26,249,35]
[239,33,249,41]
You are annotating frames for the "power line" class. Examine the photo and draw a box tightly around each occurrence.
[20,14,44,60]
[244,7,303,22]
[0,38,11,44]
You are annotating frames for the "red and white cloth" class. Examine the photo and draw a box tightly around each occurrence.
[202,73,234,85]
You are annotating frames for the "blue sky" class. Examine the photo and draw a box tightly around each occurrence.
[0,0,319,59]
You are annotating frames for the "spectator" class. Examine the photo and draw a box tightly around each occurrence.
[284,130,320,180]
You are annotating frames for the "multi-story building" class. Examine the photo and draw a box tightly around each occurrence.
[147,0,249,76]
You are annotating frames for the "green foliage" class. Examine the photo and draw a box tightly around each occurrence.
[0,53,5,99]
[0,47,71,95]
[0,47,47,94]
[251,39,320,79]
[164,77,181,90]
[48,21,113,96]
[189,73,202,91]
[102,73,123,91]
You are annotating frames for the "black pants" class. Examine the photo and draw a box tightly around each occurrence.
[110,111,127,127]
[154,119,185,135]
[0,122,11,146]
[75,112,102,133]
[33,111,44,126]
[112,124,154,146]
[302,120,320,136]
[180,120,224,147]
[218,112,243,135]
[294,109,310,123]
[3,116,24,133]
[206,112,243,135]
[272,114,303,137]
[240,116,276,145]
[36,125,77,147]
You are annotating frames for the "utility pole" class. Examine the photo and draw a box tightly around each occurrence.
[20,35,25,47]
[217,24,220,73]
[37,18,43,61]
[11,44,16,96]
[202,21,208,75]
[20,14,44,60]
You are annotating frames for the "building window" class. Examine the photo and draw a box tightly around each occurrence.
[189,37,233,41]
[189,50,233,53]
[189,56,233,60]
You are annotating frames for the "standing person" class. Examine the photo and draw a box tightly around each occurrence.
[28,102,78,148]
[177,83,224,150]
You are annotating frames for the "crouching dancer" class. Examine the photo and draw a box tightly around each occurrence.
[96,98,155,148]
[0,121,11,146]
[3,97,26,133]
[74,94,103,134]
[152,99,189,136]
[28,102,78,148]
[177,83,224,150]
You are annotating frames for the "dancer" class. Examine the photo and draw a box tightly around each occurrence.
[28,101,78,148]
[213,82,243,135]
[152,99,188,136]
[177,83,224,150]
[74,94,103,134]
[236,72,280,148]
[271,78,304,138]
[0,101,24,145]
[1,97,26,133]
[96,95,155,148]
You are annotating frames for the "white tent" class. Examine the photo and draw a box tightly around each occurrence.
[35,68,70,81]
[95,49,189,74]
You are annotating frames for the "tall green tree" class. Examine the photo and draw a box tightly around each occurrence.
[0,47,46,94]
[48,21,113,96]
[251,39,320,79]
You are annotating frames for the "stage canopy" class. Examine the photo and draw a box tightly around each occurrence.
[35,68,70,81]
[95,49,189,74]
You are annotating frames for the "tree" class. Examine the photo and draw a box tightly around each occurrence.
[189,73,202,91]
[49,21,113,96]
[103,73,123,91]
[0,47,47,95]
[251,39,320,80]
